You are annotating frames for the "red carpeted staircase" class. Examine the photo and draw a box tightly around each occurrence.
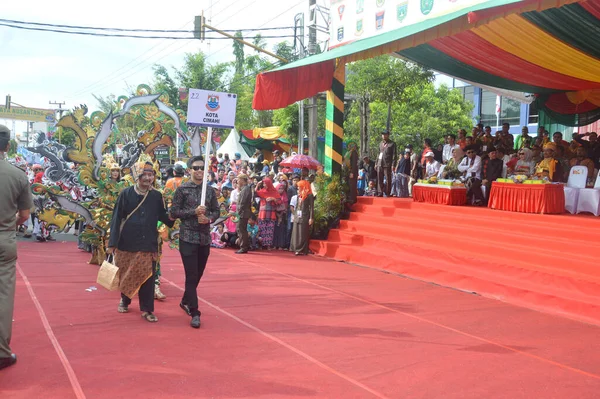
[310,196,600,325]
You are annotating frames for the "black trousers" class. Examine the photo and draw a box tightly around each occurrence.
[121,261,156,313]
[238,218,249,251]
[377,166,392,196]
[179,241,210,317]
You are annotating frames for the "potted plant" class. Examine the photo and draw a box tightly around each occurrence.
[311,172,347,240]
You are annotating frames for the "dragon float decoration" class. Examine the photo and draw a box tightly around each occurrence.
[29,84,202,264]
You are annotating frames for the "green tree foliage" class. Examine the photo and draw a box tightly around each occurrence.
[345,83,473,155]
[8,139,18,156]
[346,55,434,155]
[58,130,77,148]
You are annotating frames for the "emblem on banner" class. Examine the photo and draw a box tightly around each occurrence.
[420,0,434,15]
[355,19,364,36]
[397,1,408,22]
[376,0,385,6]
[376,11,385,30]
[338,5,345,20]
[337,27,345,42]
[206,95,220,111]
[356,0,364,13]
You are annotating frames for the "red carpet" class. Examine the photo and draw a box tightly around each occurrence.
[310,196,600,326]
[1,240,600,398]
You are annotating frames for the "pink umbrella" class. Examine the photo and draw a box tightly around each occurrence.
[279,154,321,170]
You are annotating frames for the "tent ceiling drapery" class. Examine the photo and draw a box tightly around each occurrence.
[252,0,600,122]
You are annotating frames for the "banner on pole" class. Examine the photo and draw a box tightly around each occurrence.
[186,89,237,129]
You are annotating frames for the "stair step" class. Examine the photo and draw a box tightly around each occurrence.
[310,240,600,325]
[328,228,600,284]
[340,216,596,255]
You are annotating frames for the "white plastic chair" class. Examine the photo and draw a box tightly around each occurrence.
[576,173,600,216]
[564,165,588,214]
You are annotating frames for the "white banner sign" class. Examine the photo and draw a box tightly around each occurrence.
[329,0,489,50]
[186,89,237,128]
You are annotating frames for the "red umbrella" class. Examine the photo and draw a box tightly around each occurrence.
[279,154,321,170]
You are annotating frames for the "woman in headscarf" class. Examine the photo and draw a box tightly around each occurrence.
[343,141,359,203]
[534,142,564,182]
[512,147,535,176]
[255,177,280,249]
[442,147,464,179]
[272,180,289,250]
[290,180,314,256]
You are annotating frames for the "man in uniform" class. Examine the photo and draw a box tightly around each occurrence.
[376,130,397,197]
[0,125,33,370]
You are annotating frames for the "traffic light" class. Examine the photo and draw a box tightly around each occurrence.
[5,94,11,110]
[194,15,206,40]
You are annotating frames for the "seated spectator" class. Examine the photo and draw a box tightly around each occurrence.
[442,147,464,179]
[247,216,260,250]
[211,224,227,248]
[364,180,377,196]
[424,151,441,178]
[458,145,484,205]
[535,142,564,182]
[481,147,503,204]
[569,146,595,179]
[511,148,535,176]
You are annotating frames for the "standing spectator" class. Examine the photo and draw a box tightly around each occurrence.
[272,181,289,250]
[272,150,282,174]
[514,126,531,150]
[395,150,412,198]
[442,134,460,164]
[255,178,280,250]
[376,130,397,197]
[235,173,252,254]
[290,180,314,256]
[344,142,359,203]
[573,132,600,169]
[361,154,376,184]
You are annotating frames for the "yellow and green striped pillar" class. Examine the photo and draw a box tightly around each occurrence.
[324,60,345,175]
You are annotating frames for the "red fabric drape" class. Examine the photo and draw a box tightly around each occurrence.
[430,32,600,91]
[543,93,600,114]
[252,61,335,110]
[412,185,467,205]
[488,182,565,214]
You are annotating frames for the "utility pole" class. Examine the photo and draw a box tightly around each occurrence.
[307,0,318,158]
[50,100,65,143]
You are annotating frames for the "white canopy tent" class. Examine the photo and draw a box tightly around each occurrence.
[216,128,251,161]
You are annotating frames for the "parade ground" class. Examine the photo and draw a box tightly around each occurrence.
[1,241,599,398]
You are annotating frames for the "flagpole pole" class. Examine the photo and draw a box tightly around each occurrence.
[200,126,212,207]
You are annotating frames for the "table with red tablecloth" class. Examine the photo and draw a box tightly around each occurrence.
[412,183,467,205]
[488,182,565,214]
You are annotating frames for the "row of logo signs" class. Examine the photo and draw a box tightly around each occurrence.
[336,0,437,42]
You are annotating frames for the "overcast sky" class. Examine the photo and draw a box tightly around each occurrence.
[1,0,328,133]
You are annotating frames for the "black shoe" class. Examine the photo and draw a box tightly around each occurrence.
[235,249,248,254]
[46,236,56,242]
[190,315,201,329]
[0,354,17,370]
[179,302,191,316]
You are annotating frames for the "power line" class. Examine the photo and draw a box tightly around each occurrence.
[68,20,195,99]
[205,0,304,62]
[0,18,294,33]
[0,22,294,40]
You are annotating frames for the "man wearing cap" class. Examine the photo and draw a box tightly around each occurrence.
[235,173,252,254]
[424,151,441,178]
[361,154,376,186]
[107,161,173,323]
[0,125,34,370]
[375,130,397,197]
